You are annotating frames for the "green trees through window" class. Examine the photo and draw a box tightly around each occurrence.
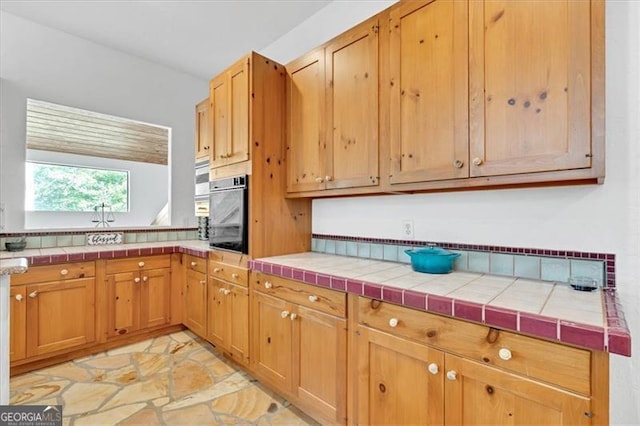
[25,162,128,212]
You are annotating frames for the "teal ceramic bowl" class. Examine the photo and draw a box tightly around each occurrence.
[405,247,460,274]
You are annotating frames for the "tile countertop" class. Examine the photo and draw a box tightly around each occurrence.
[250,252,631,357]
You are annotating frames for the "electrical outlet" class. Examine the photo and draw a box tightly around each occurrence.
[402,219,414,239]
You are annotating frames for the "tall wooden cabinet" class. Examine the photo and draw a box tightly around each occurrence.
[9,286,26,362]
[105,255,171,338]
[286,17,380,194]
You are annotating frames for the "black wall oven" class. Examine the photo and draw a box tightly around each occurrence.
[208,175,248,254]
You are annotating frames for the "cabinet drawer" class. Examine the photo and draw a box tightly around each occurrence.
[11,261,95,285]
[209,262,248,287]
[252,272,346,318]
[106,255,171,274]
[358,297,591,395]
[185,254,207,274]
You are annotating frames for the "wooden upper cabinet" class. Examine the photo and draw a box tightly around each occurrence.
[286,49,326,193]
[389,0,469,184]
[209,56,250,169]
[325,17,379,190]
[195,98,211,161]
[287,17,380,194]
[469,0,593,177]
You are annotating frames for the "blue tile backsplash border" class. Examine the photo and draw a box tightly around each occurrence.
[311,234,613,288]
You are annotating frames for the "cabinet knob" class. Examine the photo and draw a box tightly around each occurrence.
[138,261,145,267]
[213,267,222,273]
[219,287,225,294]
[29,291,38,299]
[498,348,512,361]
[134,277,141,283]
[472,157,483,166]
[203,146,209,150]
[290,313,298,320]
[428,363,439,375]
[388,318,399,328]
[446,370,458,381]
[315,177,324,183]
[264,281,273,289]
[191,261,197,267]
[15,294,23,302]
[223,289,231,295]
[325,175,333,182]
[453,160,464,169]
[142,276,148,282]
[281,310,290,319]
[231,273,239,279]
[199,280,206,285]
[308,295,318,303]
[60,268,69,276]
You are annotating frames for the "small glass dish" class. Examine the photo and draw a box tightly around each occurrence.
[569,276,598,292]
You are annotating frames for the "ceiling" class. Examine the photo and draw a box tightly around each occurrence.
[0,0,333,80]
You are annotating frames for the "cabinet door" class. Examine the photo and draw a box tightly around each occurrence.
[444,354,592,425]
[227,57,250,165]
[10,285,27,362]
[207,278,227,347]
[469,0,592,177]
[210,73,229,168]
[286,49,326,193]
[294,305,347,423]
[389,0,469,184]
[325,17,379,190]
[184,269,207,338]
[227,282,249,366]
[251,291,293,392]
[357,326,444,425]
[106,272,140,337]
[26,278,96,357]
[140,268,170,329]
[195,98,211,160]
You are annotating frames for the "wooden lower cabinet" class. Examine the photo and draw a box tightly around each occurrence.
[26,277,96,357]
[207,277,249,366]
[444,354,592,425]
[10,285,27,362]
[251,273,347,424]
[105,261,171,338]
[184,268,207,338]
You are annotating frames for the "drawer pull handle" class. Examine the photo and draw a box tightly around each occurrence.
[134,277,141,283]
[264,281,273,289]
[281,310,290,319]
[231,273,239,279]
[138,261,145,267]
[388,318,399,328]
[428,363,439,375]
[214,268,222,273]
[446,370,457,381]
[60,269,69,276]
[498,348,512,361]
[486,327,500,344]
[290,313,298,320]
[15,294,23,302]
[308,295,318,303]
[191,261,197,267]
[29,291,38,299]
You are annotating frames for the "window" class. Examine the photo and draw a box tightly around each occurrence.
[25,162,129,212]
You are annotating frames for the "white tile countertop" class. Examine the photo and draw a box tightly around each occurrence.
[251,252,631,356]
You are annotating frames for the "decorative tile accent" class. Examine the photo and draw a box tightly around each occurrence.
[428,295,452,316]
[346,280,363,294]
[331,277,346,291]
[484,306,518,331]
[363,283,382,299]
[316,274,331,288]
[453,300,483,322]
[519,313,559,340]
[382,287,403,304]
[403,290,427,310]
[559,322,605,351]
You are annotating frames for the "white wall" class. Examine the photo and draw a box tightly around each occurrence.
[262,1,640,423]
[0,11,207,232]
[25,150,168,229]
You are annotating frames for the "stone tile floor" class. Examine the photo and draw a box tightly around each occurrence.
[10,331,319,425]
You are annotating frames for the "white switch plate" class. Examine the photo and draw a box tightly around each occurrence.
[402,219,414,239]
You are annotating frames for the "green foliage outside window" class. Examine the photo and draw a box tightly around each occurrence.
[27,162,128,212]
